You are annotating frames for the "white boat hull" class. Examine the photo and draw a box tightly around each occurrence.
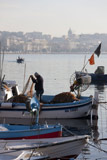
[35,136,88,159]
[40,103,92,119]
[0,104,36,125]
[0,136,89,160]
[0,95,92,125]
[40,96,92,119]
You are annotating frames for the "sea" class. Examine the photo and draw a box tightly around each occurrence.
[1,53,107,160]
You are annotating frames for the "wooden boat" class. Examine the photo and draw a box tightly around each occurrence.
[0,135,89,160]
[0,79,95,123]
[39,75,98,119]
[16,56,24,63]
[39,95,93,119]
[0,123,62,140]
[76,66,107,85]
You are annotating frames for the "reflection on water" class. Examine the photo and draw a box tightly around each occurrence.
[77,84,107,160]
[94,84,107,102]
[94,84,105,92]
[40,118,99,140]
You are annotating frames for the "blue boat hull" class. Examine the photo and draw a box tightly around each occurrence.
[89,73,107,84]
[76,71,107,85]
[0,124,62,140]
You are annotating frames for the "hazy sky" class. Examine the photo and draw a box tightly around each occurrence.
[0,0,107,37]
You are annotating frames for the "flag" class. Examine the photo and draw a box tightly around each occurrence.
[94,43,101,57]
[88,54,95,65]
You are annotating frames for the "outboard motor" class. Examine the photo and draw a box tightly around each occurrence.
[79,75,91,84]
[26,96,40,124]
[26,98,31,112]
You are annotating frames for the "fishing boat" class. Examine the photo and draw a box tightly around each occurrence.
[0,75,97,123]
[76,66,107,85]
[40,95,93,119]
[16,56,24,63]
[0,135,89,160]
[39,74,97,119]
[75,43,104,85]
[0,123,62,140]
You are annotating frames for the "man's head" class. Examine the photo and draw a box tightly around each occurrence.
[34,72,39,77]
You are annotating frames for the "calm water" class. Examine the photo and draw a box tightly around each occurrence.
[2,53,107,159]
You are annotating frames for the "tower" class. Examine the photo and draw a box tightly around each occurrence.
[68,28,72,39]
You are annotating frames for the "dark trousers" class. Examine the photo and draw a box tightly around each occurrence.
[36,90,44,101]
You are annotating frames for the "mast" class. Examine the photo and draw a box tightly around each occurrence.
[0,42,1,87]
[0,42,5,89]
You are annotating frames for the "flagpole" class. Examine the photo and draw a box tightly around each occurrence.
[81,60,89,72]
[81,43,101,72]
[82,55,86,71]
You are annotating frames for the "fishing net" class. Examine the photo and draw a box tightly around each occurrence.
[50,92,79,104]
[7,77,34,103]
[21,76,34,97]
[7,94,29,103]
[22,77,31,94]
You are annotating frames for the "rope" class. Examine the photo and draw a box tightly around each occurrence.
[100,105,107,110]
[98,102,107,110]
[27,82,34,98]
[22,76,30,94]
[62,125,76,136]
[63,125,107,154]
[93,97,107,110]
[2,84,10,91]
[88,142,107,154]
[27,149,35,160]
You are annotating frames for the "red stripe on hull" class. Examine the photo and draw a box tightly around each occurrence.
[1,131,62,140]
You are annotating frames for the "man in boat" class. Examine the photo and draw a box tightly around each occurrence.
[30,72,44,102]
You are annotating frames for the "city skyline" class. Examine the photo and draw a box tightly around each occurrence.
[0,0,107,37]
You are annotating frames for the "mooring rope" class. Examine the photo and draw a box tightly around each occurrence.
[97,99,107,110]
[99,104,107,110]
[63,125,107,155]
[93,96,107,110]
[88,142,107,154]
[62,125,76,136]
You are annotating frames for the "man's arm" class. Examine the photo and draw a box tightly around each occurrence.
[30,75,37,83]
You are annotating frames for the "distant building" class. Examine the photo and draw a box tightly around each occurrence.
[68,28,72,40]
[0,29,106,53]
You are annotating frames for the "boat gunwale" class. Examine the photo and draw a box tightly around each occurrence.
[41,96,92,110]
[4,135,89,150]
